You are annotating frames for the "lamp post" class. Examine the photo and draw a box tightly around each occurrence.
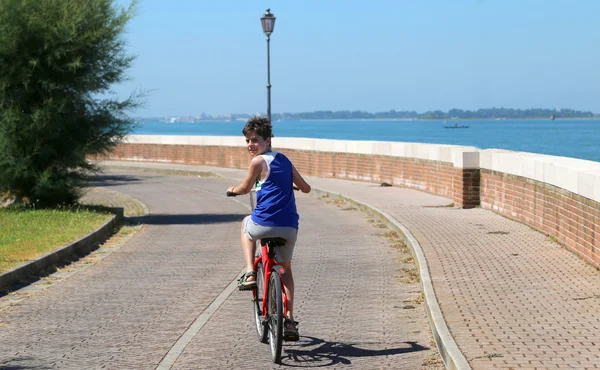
[261,8,276,123]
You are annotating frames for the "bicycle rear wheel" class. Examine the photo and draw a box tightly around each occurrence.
[253,262,268,343]
[267,270,284,363]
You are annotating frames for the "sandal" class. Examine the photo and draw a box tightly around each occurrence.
[283,318,299,341]
[237,271,257,290]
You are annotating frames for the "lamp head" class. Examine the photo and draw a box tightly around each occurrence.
[261,8,276,36]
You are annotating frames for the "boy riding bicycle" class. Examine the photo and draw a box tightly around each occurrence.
[227,117,311,340]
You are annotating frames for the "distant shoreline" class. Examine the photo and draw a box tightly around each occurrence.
[287,117,600,121]
[139,117,600,124]
[139,107,598,123]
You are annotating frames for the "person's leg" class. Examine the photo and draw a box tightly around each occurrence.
[241,216,256,282]
[273,228,299,340]
[279,260,294,320]
[276,228,297,320]
[280,258,299,340]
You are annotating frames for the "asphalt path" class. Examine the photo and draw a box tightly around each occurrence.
[0,169,439,369]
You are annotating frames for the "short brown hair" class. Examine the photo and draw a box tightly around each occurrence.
[242,116,273,140]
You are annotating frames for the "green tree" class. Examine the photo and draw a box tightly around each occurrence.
[0,0,140,207]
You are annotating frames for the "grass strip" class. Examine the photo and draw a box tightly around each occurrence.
[0,206,112,273]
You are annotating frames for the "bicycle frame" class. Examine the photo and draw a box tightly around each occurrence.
[253,240,289,318]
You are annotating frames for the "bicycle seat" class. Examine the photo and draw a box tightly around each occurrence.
[262,237,287,247]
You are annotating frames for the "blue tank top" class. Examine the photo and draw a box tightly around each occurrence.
[251,152,299,229]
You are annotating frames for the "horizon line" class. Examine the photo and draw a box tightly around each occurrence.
[138,107,599,118]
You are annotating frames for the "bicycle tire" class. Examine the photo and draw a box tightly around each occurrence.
[267,270,284,363]
[254,262,268,343]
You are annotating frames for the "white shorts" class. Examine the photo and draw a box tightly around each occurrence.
[243,217,298,262]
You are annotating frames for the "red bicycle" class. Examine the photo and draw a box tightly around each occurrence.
[226,191,291,363]
[252,236,290,363]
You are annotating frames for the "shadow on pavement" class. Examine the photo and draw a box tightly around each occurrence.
[281,336,427,367]
[89,174,145,187]
[132,213,246,225]
[0,357,52,369]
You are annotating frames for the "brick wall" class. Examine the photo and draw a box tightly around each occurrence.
[455,169,481,209]
[481,169,600,268]
[102,143,479,209]
[101,140,600,267]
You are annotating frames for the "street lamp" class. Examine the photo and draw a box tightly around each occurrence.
[260,8,276,123]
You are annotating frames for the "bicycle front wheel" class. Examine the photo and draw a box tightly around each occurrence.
[254,262,268,343]
[267,270,284,363]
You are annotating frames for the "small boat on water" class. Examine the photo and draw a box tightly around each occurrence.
[444,122,469,128]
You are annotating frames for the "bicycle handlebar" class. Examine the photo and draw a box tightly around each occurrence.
[227,187,298,197]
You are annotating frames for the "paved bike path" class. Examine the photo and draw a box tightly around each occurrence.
[173,190,436,369]
[0,167,440,369]
[0,172,253,368]
[304,176,600,370]
[103,161,600,369]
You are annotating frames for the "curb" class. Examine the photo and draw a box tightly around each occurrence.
[311,188,472,370]
[0,207,124,293]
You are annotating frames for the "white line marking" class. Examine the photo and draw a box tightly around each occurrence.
[154,179,251,369]
[155,268,246,370]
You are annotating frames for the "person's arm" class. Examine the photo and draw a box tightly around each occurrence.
[292,165,311,193]
[227,157,263,195]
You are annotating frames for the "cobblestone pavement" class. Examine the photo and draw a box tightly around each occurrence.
[0,185,149,312]
[0,167,440,369]
[101,161,600,369]
[80,186,148,218]
[173,193,436,369]
[304,177,600,370]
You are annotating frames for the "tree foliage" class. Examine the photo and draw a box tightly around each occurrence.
[0,0,139,207]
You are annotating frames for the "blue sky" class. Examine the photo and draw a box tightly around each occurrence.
[114,0,600,117]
